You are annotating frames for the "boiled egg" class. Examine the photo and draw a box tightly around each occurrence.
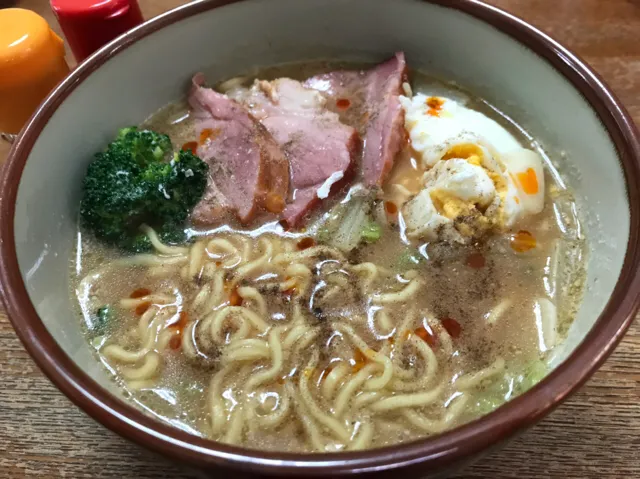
[501,149,545,215]
[397,92,546,241]
[402,188,461,242]
[425,158,496,210]
[400,93,522,168]
[403,159,499,242]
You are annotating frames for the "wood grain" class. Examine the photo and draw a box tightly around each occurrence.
[1,1,639,477]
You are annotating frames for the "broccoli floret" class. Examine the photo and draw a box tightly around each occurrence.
[126,221,190,252]
[112,127,172,166]
[80,127,208,252]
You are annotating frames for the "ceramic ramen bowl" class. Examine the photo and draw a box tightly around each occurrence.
[1,0,639,477]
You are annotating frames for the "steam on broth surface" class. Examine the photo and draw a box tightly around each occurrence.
[72,58,585,452]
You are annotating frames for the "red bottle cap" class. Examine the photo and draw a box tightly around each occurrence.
[50,0,144,62]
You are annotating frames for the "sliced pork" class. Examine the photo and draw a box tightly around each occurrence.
[188,74,289,224]
[231,78,360,226]
[305,52,407,187]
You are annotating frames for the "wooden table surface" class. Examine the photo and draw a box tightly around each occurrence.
[1,0,639,477]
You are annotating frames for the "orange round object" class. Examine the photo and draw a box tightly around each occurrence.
[510,230,537,253]
[0,9,70,134]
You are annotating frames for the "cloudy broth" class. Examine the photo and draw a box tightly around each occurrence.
[71,63,586,451]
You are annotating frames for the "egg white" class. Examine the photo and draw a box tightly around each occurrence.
[425,159,496,209]
[399,93,546,241]
[403,159,499,243]
[400,94,522,168]
[501,149,545,215]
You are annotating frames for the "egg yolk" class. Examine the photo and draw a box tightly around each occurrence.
[442,144,484,162]
[429,190,473,219]
[429,189,494,238]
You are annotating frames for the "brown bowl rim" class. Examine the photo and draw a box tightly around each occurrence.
[1,0,640,476]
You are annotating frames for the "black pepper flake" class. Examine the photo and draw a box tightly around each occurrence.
[312,307,327,321]
[348,248,362,264]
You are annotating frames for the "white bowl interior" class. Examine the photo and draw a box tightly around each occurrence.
[15,0,627,398]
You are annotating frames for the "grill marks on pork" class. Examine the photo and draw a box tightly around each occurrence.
[234,79,359,226]
[305,52,408,187]
[188,75,289,224]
